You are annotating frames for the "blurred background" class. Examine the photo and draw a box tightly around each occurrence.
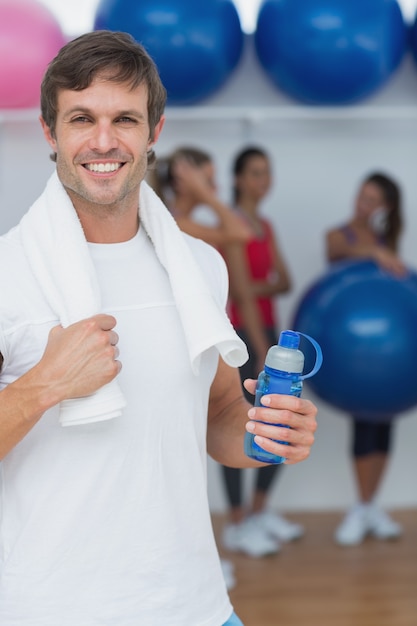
[1,0,417,516]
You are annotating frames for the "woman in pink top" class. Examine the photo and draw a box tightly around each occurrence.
[221,147,303,558]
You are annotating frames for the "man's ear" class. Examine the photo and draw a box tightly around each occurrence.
[149,115,165,149]
[39,116,57,153]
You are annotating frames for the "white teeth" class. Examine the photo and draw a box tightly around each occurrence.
[85,162,121,172]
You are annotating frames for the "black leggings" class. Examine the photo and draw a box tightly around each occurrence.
[352,418,393,458]
[222,464,281,508]
[222,327,282,508]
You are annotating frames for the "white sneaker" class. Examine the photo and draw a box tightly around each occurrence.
[252,510,304,543]
[335,504,370,546]
[220,558,236,590]
[367,504,402,540]
[222,517,280,558]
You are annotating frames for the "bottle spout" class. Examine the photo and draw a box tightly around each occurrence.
[278,330,300,350]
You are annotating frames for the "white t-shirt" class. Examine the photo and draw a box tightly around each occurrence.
[0,225,234,625]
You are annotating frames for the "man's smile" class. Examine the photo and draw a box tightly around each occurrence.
[83,162,124,173]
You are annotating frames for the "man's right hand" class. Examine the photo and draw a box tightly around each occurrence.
[37,314,121,404]
[0,314,121,459]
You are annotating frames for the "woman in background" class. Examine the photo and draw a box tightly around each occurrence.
[326,171,406,546]
[148,146,251,248]
[221,147,304,558]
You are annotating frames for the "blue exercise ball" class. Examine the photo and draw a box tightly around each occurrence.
[254,0,407,105]
[94,0,244,105]
[293,261,417,420]
[410,11,417,67]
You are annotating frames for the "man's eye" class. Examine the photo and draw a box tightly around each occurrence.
[71,116,90,123]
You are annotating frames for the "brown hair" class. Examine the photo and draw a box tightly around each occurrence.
[149,146,212,205]
[41,30,167,164]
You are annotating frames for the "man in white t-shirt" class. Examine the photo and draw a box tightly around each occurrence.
[0,31,317,626]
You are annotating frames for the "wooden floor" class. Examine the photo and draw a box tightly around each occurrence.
[212,510,417,626]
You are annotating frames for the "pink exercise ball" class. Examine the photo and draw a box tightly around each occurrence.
[0,0,66,109]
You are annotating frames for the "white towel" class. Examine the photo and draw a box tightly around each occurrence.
[139,180,248,374]
[19,172,248,426]
[20,172,126,426]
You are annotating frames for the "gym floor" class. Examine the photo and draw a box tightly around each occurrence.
[212,509,417,626]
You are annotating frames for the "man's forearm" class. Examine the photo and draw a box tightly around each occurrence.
[0,365,55,459]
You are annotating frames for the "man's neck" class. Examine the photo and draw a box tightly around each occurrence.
[65,188,140,243]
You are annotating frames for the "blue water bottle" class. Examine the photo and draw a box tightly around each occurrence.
[244,329,323,464]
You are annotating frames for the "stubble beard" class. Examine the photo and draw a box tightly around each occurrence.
[57,154,148,217]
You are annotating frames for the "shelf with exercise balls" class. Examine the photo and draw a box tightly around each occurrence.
[0,0,66,109]
[254,0,409,105]
[292,260,417,421]
[93,0,244,105]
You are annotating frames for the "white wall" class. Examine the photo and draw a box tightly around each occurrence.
[2,35,417,512]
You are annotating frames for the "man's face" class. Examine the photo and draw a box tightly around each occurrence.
[41,75,164,213]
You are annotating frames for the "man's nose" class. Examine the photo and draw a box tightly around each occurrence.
[89,120,119,153]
